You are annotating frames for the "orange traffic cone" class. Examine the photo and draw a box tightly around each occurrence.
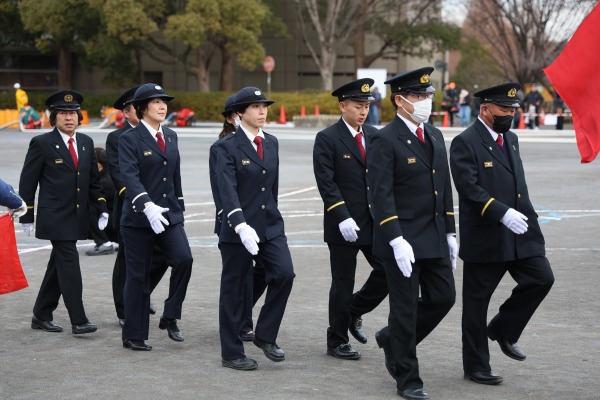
[279,105,287,124]
[539,110,545,125]
[300,105,306,116]
[314,105,320,116]
[442,111,449,128]
[517,111,525,129]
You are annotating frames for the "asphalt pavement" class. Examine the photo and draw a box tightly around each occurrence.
[0,124,599,400]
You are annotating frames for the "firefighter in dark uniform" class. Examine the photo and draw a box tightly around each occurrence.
[209,95,267,343]
[19,90,107,335]
[214,87,295,371]
[368,67,457,400]
[313,78,388,360]
[118,84,193,351]
[106,85,169,327]
[449,83,554,385]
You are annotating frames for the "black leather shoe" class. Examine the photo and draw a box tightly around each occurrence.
[349,317,368,344]
[488,327,526,361]
[72,321,97,334]
[123,339,152,351]
[327,343,361,360]
[375,330,396,376]
[149,302,157,315]
[464,371,504,385]
[222,357,258,371]
[159,316,184,342]
[118,318,125,327]
[398,387,430,399]
[31,316,63,332]
[253,337,285,362]
[239,330,255,342]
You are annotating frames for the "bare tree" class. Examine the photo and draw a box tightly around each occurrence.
[295,0,362,91]
[354,0,460,70]
[464,0,596,88]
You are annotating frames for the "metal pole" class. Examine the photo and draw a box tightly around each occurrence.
[267,71,272,99]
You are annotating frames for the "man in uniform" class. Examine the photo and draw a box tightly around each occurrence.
[313,78,388,360]
[19,90,108,335]
[106,86,169,327]
[449,83,554,385]
[368,67,457,400]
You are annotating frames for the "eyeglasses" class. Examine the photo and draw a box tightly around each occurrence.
[405,93,434,101]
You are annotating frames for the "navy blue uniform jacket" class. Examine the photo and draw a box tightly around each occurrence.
[368,116,455,260]
[0,179,23,209]
[214,129,284,243]
[449,119,545,263]
[18,129,107,240]
[313,118,377,245]
[118,123,185,228]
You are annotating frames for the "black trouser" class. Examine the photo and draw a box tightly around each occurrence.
[462,256,554,373]
[219,236,295,361]
[111,197,169,319]
[239,261,267,335]
[326,243,388,347]
[380,257,455,391]
[33,240,88,325]
[121,224,193,341]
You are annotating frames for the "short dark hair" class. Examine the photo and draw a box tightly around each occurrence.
[94,147,107,167]
[389,91,409,109]
[134,99,151,120]
[49,109,84,127]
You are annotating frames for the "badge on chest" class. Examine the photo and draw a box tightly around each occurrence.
[242,159,251,166]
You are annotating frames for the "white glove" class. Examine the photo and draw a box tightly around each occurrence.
[338,218,360,242]
[235,223,260,255]
[500,208,528,234]
[98,212,109,230]
[22,223,34,236]
[143,203,170,234]
[10,200,28,218]
[389,236,415,278]
[447,234,458,271]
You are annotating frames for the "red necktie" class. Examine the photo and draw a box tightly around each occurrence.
[68,137,78,169]
[416,127,425,143]
[355,132,366,161]
[496,133,504,147]
[156,132,166,153]
[253,136,264,160]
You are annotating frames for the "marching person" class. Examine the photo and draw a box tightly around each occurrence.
[118,84,193,351]
[19,90,108,335]
[449,83,554,385]
[214,86,295,370]
[209,95,267,343]
[106,85,169,327]
[85,147,117,256]
[1,178,27,216]
[313,78,388,360]
[368,67,457,400]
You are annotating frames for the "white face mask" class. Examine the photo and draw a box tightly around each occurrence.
[233,115,241,127]
[400,96,432,124]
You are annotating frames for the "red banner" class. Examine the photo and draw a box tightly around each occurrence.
[544,4,600,163]
[0,213,28,295]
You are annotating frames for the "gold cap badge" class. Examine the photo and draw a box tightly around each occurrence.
[508,88,517,97]
[420,74,430,84]
[64,94,73,102]
[361,84,370,93]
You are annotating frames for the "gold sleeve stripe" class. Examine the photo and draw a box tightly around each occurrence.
[380,216,398,226]
[481,198,495,216]
[326,201,345,212]
[446,212,454,215]
[98,198,107,202]
[27,206,34,209]
[119,187,126,196]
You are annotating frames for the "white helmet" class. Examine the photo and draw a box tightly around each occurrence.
[13,83,21,89]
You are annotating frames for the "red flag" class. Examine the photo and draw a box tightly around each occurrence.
[544,4,600,163]
[0,213,28,295]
